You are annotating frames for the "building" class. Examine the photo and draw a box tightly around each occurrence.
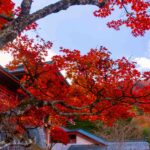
[0,65,31,150]
[52,128,107,150]
[52,128,149,150]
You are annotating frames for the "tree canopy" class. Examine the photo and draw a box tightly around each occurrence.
[0,0,150,148]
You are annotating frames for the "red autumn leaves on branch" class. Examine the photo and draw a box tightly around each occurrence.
[2,35,150,129]
[95,0,150,36]
[53,46,150,125]
[0,0,14,28]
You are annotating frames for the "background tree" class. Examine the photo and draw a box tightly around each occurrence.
[93,119,143,141]
[132,115,150,142]
[67,119,97,133]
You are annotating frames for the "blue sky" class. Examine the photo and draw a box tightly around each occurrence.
[0,0,150,71]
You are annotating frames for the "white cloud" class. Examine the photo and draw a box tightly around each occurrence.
[134,40,150,72]
[134,57,150,71]
[45,49,57,61]
[148,40,150,56]
[0,49,57,67]
[0,52,13,67]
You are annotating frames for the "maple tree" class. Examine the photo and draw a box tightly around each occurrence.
[0,35,150,147]
[0,0,150,149]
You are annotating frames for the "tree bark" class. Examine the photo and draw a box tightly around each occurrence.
[0,0,105,48]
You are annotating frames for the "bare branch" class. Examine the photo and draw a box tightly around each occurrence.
[50,103,114,116]
[121,0,133,16]
[28,0,105,24]
[0,14,13,21]
[19,83,35,99]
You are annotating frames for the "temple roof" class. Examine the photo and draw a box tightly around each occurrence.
[0,66,20,92]
[64,128,107,145]
[8,62,70,86]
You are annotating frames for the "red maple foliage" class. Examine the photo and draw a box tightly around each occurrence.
[0,85,18,113]
[53,46,150,125]
[2,35,150,130]
[51,126,69,145]
[95,0,150,36]
[0,0,14,29]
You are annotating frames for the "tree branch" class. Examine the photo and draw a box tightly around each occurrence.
[0,0,105,48]
[20,0,33,16]
[28,0,105,23]
[51,100,90,110]
[121,0,133,16]
[0,14,13,21]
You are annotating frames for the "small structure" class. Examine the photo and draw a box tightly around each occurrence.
[52,128,150,150]
[52,128,107,150]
